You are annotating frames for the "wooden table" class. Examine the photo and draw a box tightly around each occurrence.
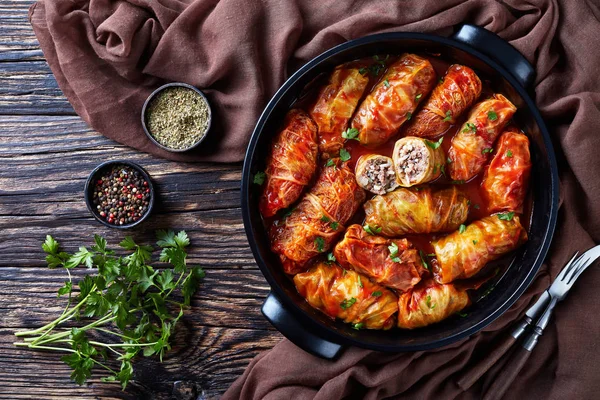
[0,2,281,398]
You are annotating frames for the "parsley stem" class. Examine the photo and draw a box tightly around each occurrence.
[13,342,75,353]
[89,341,158,348]
[90,358,118,375]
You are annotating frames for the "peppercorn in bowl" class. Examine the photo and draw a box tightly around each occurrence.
[141,82,212,152]
[84,160,155,229]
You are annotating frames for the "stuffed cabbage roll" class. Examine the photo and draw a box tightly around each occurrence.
[333,224,426,292]
[259,109,319,217]
[397,280,470,329]
[448,94,517,181]
[432,214,528,284]
[364,186,469,236]
[482,128,532,213]
[351,54,436,147]
[404,64,482,138]
[355,154,399,195]
[294,261,398,330]
[309,66,370,157]
[270,160,366,274]
[392,136,445,187]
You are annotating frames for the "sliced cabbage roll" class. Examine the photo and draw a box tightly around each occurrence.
[351,54,436,148]
[364,186,469,236]
[392,136,445,187]
[432,214,528,284]
[294,261,398,330]
[355,154,399,195]
[333,224,426,292]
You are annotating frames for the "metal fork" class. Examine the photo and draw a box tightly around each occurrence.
[482,246,600,400]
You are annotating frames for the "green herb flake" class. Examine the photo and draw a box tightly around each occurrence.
[314,237,326,252]
[440,163,446,177]
[320,215,331,223]
[497,211,515,221]
[474,204,480,210]
[363,224,382,235]
[253,172,266,185]
[425,137,444,150]
[383,79,390,88]
[352,322,365,330]
[388,242,399,259]
[488,110,498,121]
[506,150,513,158]
[443,110,452,122]
[457,311,468,318]
[372,291,383,297]
[482,147,494,154]
[451,179,465,185]
[415,93,422,100]
[327,253,336,263]
[340,297,357,309]
[342,128,360,141]
[419,250,430,271]
[462,122,477,133]
[330,221,340,230]
[459,224,467,234]
[339,148,351,162]
[473,240,478,245]
[406,112,412,121]
[426,295,435,309]
[357,275,363,288]
[326,159,335,167]
[358,67,368,75]
[447,157,452,164]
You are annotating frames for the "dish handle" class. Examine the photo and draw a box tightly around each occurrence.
[262,292,344,359]
[452,24,535,88]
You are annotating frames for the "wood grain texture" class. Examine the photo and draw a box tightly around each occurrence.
[0,5,283,397]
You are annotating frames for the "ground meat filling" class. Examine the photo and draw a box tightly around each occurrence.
[396,143,427,184]
[363,158,397,195]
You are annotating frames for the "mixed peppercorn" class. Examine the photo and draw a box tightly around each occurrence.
[91,165,151,226]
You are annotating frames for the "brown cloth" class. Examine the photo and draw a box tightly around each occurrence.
[30,0,600,398]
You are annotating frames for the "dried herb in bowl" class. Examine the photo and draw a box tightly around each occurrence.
[145,86,210,150]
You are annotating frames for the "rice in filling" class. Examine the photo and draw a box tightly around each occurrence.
[396,143,427,183]
[363,158,397,194]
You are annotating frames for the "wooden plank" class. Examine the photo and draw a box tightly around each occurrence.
[0,1,44,62]
[2,325,281,399]
[0,62,74,115]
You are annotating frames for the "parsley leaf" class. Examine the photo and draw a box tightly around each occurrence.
[488,110,498,121]
[363,224,382,235]
[320,214,331,223]
[459,224,466,234]
[339,148,351,162]
[253,171,266,185]
[326,159,335,167]
[340,297,357,309]
[352,322,365,330]
[330,221,340,230]
[406,112,412,121]
[415,93,422,100]
[506,150,513,158]
[388,242,401,262]
[342,128,360,141]
[443,110,452,122]
[372,291,382,297]
[383,79,390,88]
[497,211,515,221]
[327,253,336,263]
[419,250,430,271]
[425,137,444,150]
[462,122,477,133]
[315,237,325,252]
[482,147,494,154]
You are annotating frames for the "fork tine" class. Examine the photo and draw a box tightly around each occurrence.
[564,255,588,283]
[555,251,580,281]
[568,256,593,285]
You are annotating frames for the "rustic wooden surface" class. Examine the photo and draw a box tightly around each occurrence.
[0,2,282,398]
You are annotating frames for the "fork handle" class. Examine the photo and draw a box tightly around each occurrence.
[482,346,532,400]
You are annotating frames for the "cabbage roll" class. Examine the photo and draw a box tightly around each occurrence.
[405,64,482,138]
[448,94,517,181]
[294,261,398,330]
[432,214,528,284]
[351,54,436,147]
[397,280,470,329]
[392,136,445,187]
[333,224,426,292]
[259,109,318,217]
[355,154,399,195]
[482,128,531,213]
[364,186,469,236]
[309,66,370,157]
[270,159,366,274]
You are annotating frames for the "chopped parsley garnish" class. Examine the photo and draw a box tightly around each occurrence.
[320,215,331,223]
[406,112,412,121]
[372,291,382,297]
[357,275,363,288]
[282,207,296,218]
[388,242,400,262]
[443,110,452,122]
[415,93,422,100]
[451,180,465,185]
[440,163,446,176]
[383,79,390,88]
[363,224,382,235]
[506,150,513,158]
[253,172,266,185]
[426,295,435,309]
[433,164,438,174]
[425,137,444,149]
[473,204,480,210]
[352,322,365,330]
[459,224,466,234]
[473,240,478,245]
[462,122,477,133]
[339,148,351,162]
[447,157,452,164]
[340,297,357,309]
[326,159,335,167]
[419,250,430,270]
[358,67,368,75]
[330,221,340,230]
[314,237,325,252]
[497,211,515,221]
[457,311,468,317]
[488,110,498,121]
[342,127,360,141]
[327,253,336,263]
[482,147,494,154]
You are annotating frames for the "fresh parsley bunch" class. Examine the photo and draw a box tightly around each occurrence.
[14,230,204,389]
